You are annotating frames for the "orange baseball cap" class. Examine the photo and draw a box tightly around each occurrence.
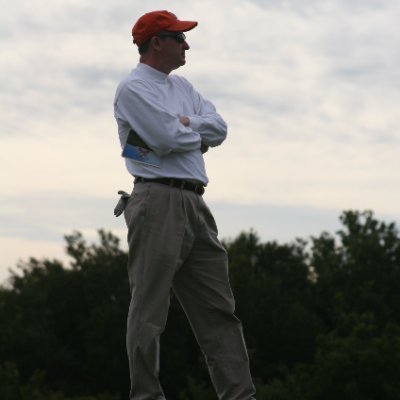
[132,10,198,46]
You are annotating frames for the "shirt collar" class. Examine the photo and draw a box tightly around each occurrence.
[136,63,169,83]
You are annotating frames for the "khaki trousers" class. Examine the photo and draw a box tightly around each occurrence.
[124,182,256,400]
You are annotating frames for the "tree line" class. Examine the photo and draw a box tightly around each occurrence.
[0,210,399,399]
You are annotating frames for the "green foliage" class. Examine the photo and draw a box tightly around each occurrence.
[0,230,130,399]
[1,211,400,399]
[0,362,118,400]
[224,231,320,378]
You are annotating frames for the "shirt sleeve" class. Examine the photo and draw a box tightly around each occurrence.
[115,80,201,156]
[181,77,228,147]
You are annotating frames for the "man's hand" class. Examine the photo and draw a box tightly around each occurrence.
[179,115,190,127]
[179,115,208,153]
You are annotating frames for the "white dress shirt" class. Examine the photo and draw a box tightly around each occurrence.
[114,63,227,185]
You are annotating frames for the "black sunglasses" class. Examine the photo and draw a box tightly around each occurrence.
[157,32,186,44]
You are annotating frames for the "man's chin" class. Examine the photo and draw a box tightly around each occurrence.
[171,58,186,71]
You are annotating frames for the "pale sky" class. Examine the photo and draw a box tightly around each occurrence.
[1,0,399,284]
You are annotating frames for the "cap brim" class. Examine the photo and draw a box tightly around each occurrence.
[168,20,198,32]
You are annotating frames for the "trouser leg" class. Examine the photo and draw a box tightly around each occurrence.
[172,198,256,400]
[124,183,186,400]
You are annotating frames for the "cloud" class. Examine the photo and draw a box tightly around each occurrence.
[1,0,400,282]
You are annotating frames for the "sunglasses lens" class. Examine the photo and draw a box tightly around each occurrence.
[176,33,186,43]
[157,32,186,43]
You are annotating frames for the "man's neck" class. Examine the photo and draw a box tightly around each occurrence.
[139,57,173,75]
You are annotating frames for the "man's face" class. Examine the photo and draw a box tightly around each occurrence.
[158,32,190,70]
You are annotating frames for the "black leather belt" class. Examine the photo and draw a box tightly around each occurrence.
[134,177,205,195]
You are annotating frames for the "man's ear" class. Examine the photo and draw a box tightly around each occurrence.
[151,36,163,51]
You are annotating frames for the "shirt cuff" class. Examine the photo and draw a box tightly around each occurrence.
[188,115,202,131]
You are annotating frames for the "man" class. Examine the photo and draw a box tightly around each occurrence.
[113,10,256,400]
